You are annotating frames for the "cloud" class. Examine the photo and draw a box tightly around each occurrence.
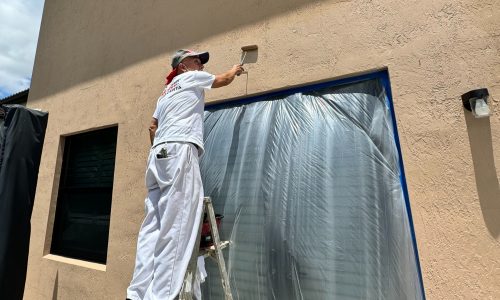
[0,0,44,98]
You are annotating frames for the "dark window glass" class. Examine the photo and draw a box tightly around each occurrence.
[51,126,118,264]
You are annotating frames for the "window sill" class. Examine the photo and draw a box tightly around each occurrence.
[43,254,106,272]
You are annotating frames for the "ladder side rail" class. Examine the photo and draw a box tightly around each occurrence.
[206,198,233,300]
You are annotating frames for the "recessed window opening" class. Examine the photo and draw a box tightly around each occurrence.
[50,126,118,264]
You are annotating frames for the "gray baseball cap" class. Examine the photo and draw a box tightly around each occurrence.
[171,49,209,68]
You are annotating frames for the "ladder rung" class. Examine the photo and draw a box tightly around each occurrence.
[199,241,230,258]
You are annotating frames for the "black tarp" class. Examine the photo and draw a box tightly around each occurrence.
[0,104,48,300]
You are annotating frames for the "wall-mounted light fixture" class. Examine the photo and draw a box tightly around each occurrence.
[462,88,491,118]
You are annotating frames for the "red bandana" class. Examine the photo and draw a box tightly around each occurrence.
[165,67,178,85]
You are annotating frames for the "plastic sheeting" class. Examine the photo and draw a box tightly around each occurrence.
[0,105,48,300]
[200,78,424,299]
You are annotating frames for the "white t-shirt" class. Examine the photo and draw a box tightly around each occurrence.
[153,71,215,155]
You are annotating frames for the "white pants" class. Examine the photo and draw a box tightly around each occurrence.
[127,142,204,300]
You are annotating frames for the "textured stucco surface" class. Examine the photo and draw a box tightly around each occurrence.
[25,0,499,299]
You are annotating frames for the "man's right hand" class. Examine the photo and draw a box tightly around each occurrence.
[232,64,245,76]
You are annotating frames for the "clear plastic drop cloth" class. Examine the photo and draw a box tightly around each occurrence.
[200,78,424,300]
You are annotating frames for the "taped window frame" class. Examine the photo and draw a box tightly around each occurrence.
[205,69,426,298]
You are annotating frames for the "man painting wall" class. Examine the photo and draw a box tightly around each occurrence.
[126,50,244,300]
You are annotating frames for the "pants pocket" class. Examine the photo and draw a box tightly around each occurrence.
[154,144,182,188]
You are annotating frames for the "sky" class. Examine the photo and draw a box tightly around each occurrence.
[0,0,45,99]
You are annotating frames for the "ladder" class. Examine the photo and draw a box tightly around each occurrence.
[179,197,233,300]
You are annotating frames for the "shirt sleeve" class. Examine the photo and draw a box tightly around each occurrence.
[193,71,216,90]
[152,107,158,119]
[152,95,163,119]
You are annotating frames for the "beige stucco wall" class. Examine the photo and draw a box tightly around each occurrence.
[25,0,499,299]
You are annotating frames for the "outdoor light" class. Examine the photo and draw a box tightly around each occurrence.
[462,88,491,118]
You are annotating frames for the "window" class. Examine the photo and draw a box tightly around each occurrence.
[51,126,118,264]
[200,71,424,299]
